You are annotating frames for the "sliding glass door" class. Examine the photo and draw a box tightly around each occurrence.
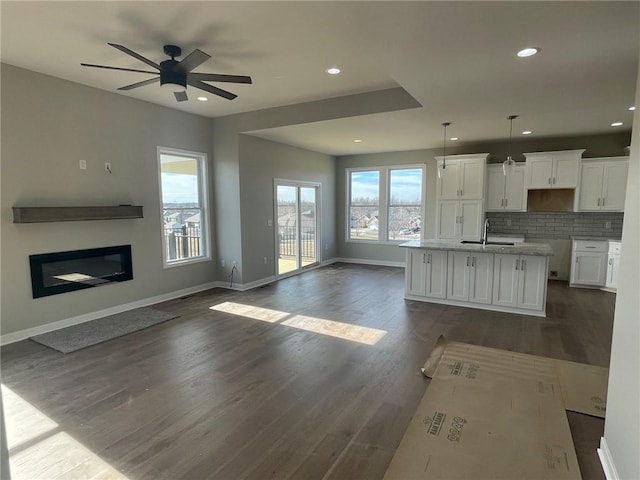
[275,180,320,277]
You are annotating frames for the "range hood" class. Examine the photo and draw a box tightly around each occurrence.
[527,189,575,212]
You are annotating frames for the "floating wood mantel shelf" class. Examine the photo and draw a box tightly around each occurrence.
[12,205,144,223]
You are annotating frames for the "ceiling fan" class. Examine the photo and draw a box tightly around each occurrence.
[81,43,252,102]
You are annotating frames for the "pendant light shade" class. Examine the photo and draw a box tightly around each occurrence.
[438,122,451,180]
[503,115,518,176]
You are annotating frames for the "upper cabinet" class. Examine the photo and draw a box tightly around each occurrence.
[435,154,488,240]
[436,154,486,200]
[578,157,628,212]
[524,150,584,189]
[485,164,526,212]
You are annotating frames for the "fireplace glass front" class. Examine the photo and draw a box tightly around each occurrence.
[29,245,133,298]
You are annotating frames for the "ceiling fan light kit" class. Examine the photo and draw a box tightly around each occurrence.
[81,43,252,103]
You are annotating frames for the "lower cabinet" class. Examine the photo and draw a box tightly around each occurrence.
[447,251,493,304]
[404,248,549,316]
[492,254,547,311]
[405,248,447,299]
[570,240,608,287]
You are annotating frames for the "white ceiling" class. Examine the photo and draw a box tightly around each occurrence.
[1,1,638,155]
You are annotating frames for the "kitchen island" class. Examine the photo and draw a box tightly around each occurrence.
[400,239,553,317]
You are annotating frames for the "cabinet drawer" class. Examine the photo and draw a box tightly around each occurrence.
[608,241,621,254]
[574,240,607,252]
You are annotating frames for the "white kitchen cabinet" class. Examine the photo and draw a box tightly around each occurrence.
[493,254,547,311]
[405,248,448,299]
[578,158,628,212]
[570,240,607,287]
[447,251,493,304]
[605,241,621,290]
[435,153,487,240]
[437,200,483,241]
[524,150,584,189]
[486,164,526,212]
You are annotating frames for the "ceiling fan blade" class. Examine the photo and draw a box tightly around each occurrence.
[174,91,189,102]
[179,49,211,72]
[108,43,160,70]
[189,73,253,84]
[187,78,237,100]
[118,77,160,91]
[80,63,158,75]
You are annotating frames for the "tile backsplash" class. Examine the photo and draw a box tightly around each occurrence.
[487,212,624,239]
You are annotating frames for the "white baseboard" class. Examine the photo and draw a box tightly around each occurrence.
[333,257,405,268]
[0,281,218,346]
[598,437,620,480]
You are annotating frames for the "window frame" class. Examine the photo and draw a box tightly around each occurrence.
[157,146,211,268]
[345,163,426,245]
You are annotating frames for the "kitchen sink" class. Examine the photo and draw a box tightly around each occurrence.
[460,240,515,246]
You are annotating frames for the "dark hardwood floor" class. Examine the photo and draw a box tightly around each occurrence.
[1,263,615,479]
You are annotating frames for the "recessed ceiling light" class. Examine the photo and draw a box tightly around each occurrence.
[353,139,363,143]
[611,122,623,127]
[197,96,208,102]
[629,106,636,111]
[522,130,533,135]
[450,137,459,141]
[326,67,341,75]
[517,47,540,58]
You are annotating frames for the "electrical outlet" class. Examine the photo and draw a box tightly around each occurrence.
[605,221,612,229]
[221,259,226,267]
[79,159,87,170]
[263,256,268,264]
[506,219,512,226]
[549,270,558,278]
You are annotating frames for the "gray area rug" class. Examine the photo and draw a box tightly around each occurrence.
[30,307,179,353]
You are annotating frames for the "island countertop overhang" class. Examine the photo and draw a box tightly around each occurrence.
[399,239,554,256]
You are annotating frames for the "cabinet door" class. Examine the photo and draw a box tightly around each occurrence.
[438,161,461,199]
[425,250,448,299]
[459,201,483,241]
[437,201,459,240]
[606,254,621,289]
[602,162,628,211]
[447,251,470,301]
[578,163,604,211]
[553,156,580,188]
[469,253,494,304]
[486,166,506,211]
[573,252,607,286]
[517,256,547,311]
[492,254,519,307]
[460,159,485,199]
[504,165,525,211]
[527,156,553,188]
[406,249,426,296]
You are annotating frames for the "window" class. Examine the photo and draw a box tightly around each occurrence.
[347,165,425,243]
[157,147,210,267]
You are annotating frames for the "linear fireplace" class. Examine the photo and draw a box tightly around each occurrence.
[29,245,133,298]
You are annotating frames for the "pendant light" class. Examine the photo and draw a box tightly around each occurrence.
[502,115,518,176]
[438,122,451,180]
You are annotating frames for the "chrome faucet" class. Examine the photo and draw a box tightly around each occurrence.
[482,218,490,245]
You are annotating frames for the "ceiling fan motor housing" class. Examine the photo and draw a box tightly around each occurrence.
[159,59,187,90]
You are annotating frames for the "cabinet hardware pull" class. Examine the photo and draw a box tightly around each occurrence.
[505,199,507,207]
[428,253,431,264]
[548,177,551,185]
[466,256,470,267]
[522,259,526,270]
[423,253,426,264]
[597,198,601,206]
[515,259,519,270]
[501,199,504,207]
[585,246,596,249]
[472,256,475,267]
[553,177,556,185]
[603,198,605,207]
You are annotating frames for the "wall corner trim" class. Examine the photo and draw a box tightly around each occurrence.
[597,437,620,480]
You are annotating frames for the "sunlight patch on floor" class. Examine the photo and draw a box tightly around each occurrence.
[209,302,387,345]
[210,301,289,323]
[2,384,128,480]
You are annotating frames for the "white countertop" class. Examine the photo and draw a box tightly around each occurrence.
[399,239,554,256]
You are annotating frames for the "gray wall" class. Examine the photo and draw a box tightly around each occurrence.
[1,65,215,336]
[238,135,335,284]
[336,133,631,266]
[602,58,640,480]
